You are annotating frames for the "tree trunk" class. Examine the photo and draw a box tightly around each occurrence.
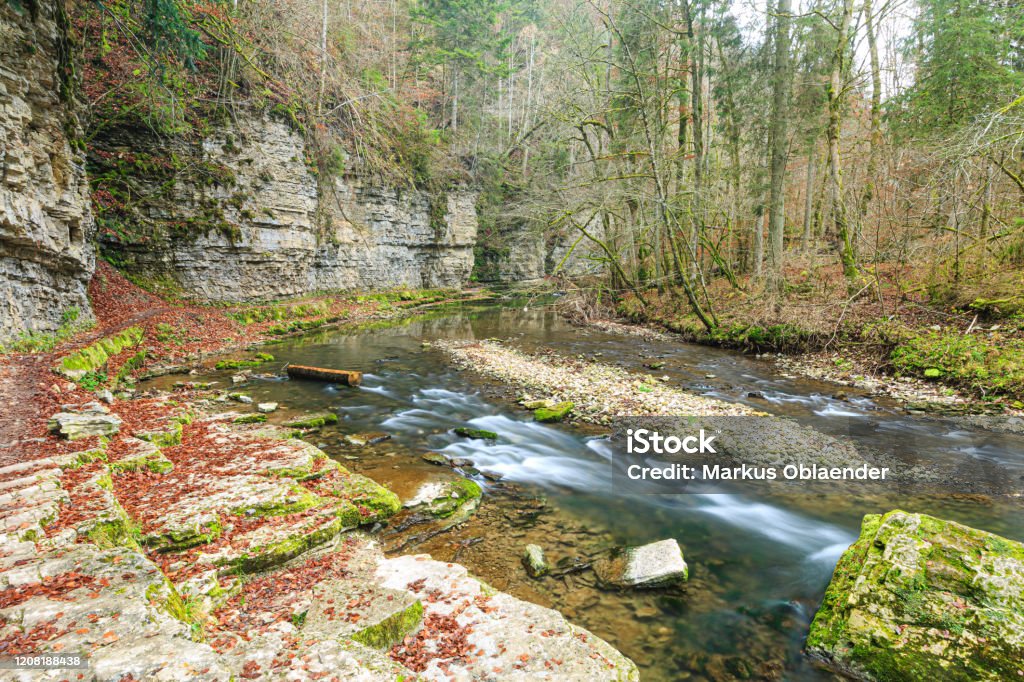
[766,0,792,290]
[451,67,459,133]
[858,0,884,231]
[802,144,816,251]
[826,0,858,287]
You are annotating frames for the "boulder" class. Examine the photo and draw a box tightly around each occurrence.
[807,510,1024,681]
[257,402,278,413]
[534,401,574,423]
[523,544,549,578]
[594,539,688,589]
[48,410,122,441]
[521,399,555,410]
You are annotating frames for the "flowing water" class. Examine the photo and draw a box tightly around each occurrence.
[151,302,1024,681]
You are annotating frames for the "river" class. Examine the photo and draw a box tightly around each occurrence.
[152,301,1024,681]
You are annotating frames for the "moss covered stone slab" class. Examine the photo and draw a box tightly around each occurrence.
[198,502,362,573]
[139,474,321,552]
[56,326,144,380]
[534,401,574,423]
[807,510,1024,681]
[303,579,423,649]
[109,437,173,475]
[284,412,339,429]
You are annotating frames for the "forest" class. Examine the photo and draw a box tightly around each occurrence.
[66,0,1024,404]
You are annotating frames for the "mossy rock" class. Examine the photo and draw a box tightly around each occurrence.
[135,420,184,447]
[333,472,402,522]
[284,412,339,429]
[56,326,144,380]
[534,401,574,423]
[233,413,268,424]
[807,510,1024,681]
[453,427,498,440]
[428,477,482,520]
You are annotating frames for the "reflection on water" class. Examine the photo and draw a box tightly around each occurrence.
[147,303,1024,681]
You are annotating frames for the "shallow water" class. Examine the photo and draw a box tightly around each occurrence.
[151,303,1024,681]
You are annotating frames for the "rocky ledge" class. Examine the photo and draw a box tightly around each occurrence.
[807,510,1024,681]
[0,391,638,680]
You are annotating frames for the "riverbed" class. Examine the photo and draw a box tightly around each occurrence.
[147,301,1024,681]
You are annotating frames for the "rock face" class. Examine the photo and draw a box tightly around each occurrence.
[96,115,477,302]
[807,510,1024,681]
[0,1,95,342]
[594,538,689,589]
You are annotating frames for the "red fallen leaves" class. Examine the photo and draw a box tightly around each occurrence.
[0,571,100,609]
[0,621,73,656]
[207,542,355,647]
[389,608,476,673]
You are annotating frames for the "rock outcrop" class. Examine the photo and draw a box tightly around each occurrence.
[0,0,95,342]
[807,510,1024,681]
[96,115,477,302]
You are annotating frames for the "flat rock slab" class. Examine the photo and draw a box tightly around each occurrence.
[109,437,173,474]
[594,538,688,589]
[0,545,228,680]
[48,411,122,440]
[140,474,319,551]
[807,510,1024,681]
[303,578,422,649]
[377,554,639,680]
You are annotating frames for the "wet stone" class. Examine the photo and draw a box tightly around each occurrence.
[594,538,689,589]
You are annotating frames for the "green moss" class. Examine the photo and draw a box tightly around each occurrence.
[136,420,184,447]
[334,474,401,522]
[224,512,355,574]
[534,401,574,423]
[350,600,424,650]
[109,451,174,475]
[891,330,1024,398]
[429,478,482,519]
[807,511,1024,681]
[86,518,142,550]
[284,412,339,429]
[144,518,224,552]
[453,427,497,440]
[228,486,321,518]
[57,326,144,379]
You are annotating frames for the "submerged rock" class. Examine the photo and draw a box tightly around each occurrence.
[523,544,549,578]
[48,409,122,440]
[534,401,574,423]
[594,539,688,589]
[343,432,391,446]
[807,510,1024,681]
[453,427,497,440]
[421,452,448,466]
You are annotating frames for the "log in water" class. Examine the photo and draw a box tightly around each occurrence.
[285,364,362,386]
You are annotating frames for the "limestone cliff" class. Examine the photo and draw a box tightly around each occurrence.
[95,116,477,302]
[0,0,94,342]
